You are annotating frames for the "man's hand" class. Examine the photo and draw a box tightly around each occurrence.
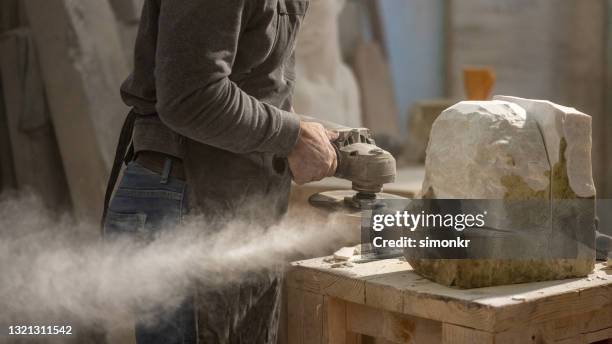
[288,121,338,185]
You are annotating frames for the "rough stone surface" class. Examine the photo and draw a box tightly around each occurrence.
[495,96,596,199]
[411,97,596,288]
[422,100,550,199]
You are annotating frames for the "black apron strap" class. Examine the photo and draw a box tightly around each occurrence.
[101,110,138,229]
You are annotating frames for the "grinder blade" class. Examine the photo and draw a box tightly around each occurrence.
[309,190,406,216]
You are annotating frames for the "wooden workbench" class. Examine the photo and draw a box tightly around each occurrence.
[286,257,612,344]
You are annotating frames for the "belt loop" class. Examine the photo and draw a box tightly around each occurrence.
[160,158,173,184]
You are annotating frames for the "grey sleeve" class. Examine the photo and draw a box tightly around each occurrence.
[155,0,301,156]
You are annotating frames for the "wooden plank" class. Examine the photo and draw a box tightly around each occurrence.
[290,258,612,333]
[363,0,387,56]
[288,258,413,304]
[545,307,612,343]
[346,302,440,344]
[353,42,400,139]
[493,317,572,344]
[413,265,612,333]
[327,298,361,344]
[279,280,289,344]
[287,261,367,305]
[494,327,547,344]
[555,335,587,344]
[401,290,496,334]
[441,324,493,344]
[303,291,325,344]
[583,306,612,335]
[606,0,612,198]
[584,327,612,343]
[290,258,497,331]
[0,0,27,32]
[118,21,139,68]
[287,287,326,344]
[24,0,129,221]
[564,0,608,199]
[492,281,612,332]
[364,270,413,313]
[0,75,16,192]
[346,303,388,340]
[477,300,612,343]
[287,287,305,344]
[108,0,144,23]
[0,28,71,211]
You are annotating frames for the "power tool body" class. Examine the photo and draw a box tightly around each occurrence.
[304,119,400,212]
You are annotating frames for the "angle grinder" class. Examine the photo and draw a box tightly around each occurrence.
[303,118,403,214]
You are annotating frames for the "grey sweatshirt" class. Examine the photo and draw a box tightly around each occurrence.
[119,0,308,219]
[120,0,307,157]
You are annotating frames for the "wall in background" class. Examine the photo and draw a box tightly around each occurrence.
[377,0,446,134]
[448,0,608,196]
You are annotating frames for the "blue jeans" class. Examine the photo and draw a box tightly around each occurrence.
[104,161,196,344]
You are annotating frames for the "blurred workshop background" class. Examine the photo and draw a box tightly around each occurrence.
[0,0,610,226]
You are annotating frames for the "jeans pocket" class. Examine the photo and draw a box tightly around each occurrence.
[104,210,148,239]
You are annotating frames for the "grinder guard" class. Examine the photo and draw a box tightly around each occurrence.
[300,116,398,212]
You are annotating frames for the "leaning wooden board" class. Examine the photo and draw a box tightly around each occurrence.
[0,29,71,211]
[24,0,129,220]
[108,0,144,23]
[287,257,612,343]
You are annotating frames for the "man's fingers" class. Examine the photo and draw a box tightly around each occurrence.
[328,154,338,177]
[288,121,340,184]
[326,130,339,141]
[327,146,337,177]
[292,170,309,185]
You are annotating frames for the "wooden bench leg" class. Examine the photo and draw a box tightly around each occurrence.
[288,287,326,344]
[327,297,360,344]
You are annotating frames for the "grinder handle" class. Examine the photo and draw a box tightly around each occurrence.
[330,139,344,179]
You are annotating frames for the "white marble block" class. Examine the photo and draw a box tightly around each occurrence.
[411,97,596,288]
[422,100,550,200]
[494,96,595,199]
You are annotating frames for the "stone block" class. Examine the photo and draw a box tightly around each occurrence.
[411,97,596,288]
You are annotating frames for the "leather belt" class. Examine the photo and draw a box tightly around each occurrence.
[135,151,186,180]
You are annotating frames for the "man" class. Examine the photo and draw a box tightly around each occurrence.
[103,0,337,343]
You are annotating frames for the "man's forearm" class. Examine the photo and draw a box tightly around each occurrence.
[157,76,301,156]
